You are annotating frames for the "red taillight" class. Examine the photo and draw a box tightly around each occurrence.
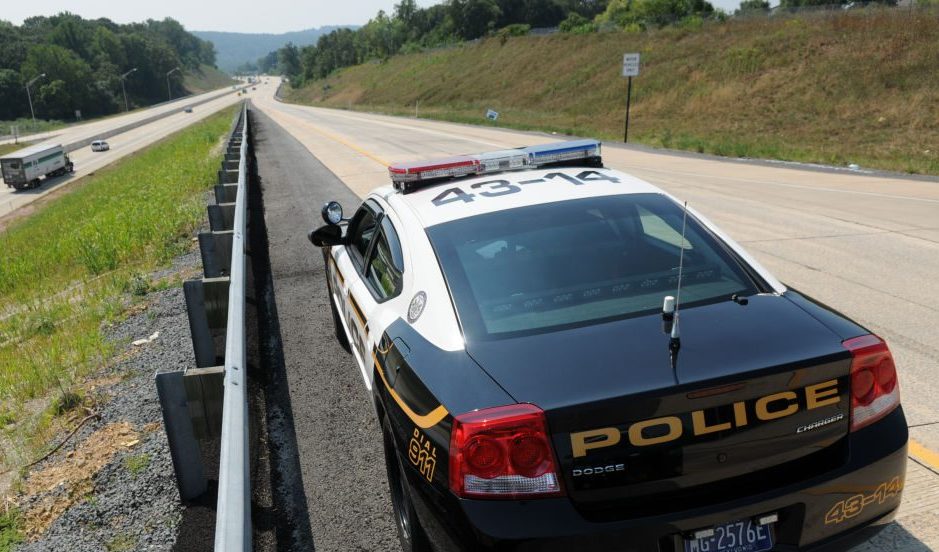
[449,403,563,499]
[844,334,900,431]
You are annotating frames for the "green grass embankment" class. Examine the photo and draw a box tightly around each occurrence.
[288,8,939,175]
[184,64,236,94]
[0,105,239,475]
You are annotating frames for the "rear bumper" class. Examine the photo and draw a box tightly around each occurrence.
[412,407,908,552]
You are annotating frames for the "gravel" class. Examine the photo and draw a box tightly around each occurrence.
[15,247,203,552]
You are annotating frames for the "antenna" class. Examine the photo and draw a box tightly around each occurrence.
[668,201,689,372]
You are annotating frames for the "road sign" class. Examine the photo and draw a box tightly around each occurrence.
[622,53,640,143]
[486,109,499,121]
[622,53,640,77]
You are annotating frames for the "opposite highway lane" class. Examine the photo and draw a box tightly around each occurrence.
[0,82,273,219]
[0,85,236,147]
[250,82,939,550]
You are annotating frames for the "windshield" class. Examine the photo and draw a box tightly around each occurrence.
[426,193,762,340]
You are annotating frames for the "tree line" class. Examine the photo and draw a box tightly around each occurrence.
[251,0,905,87]
[257,0,616,85]
[0,14,216,122]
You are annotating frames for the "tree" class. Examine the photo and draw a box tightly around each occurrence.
[395,0,419,25]
[278,42,302,81]
[257,50,279,74]
[0,69,26,120]
[560,12,598,32]
[736,0,770,13]
[0,14,222,121]
[20,44,95,119]
[448,0,503,39]
[597,0,714,28]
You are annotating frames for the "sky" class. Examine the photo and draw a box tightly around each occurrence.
[4,0,436,33]
[4,0,743,34]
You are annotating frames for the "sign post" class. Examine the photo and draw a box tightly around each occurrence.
[622,53,640,143]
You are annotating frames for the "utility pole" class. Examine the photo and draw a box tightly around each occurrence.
[120,67,138,112]
[25,73,46,124]
[166,67,181,101]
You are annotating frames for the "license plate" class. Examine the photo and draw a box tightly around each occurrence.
[683,519,773,552]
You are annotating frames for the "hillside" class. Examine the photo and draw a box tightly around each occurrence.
[183,64,236,93]
[287,9,939,175]
[0,15,216,123]
[193,27,355,72]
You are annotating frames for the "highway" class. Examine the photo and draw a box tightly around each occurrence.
[248,81,939,550]
[0,86,235,147]
[0,82,273,220]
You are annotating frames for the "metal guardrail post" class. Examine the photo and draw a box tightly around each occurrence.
[157,102,252,549]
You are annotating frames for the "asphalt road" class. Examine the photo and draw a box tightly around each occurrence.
[0,82,272,219]
[0,86,235,147]
[250,107,399,551]
[249,79,939,551]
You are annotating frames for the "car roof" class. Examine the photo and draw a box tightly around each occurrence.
[384,166,664,228]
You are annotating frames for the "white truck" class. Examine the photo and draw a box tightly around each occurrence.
[1,143,74,191]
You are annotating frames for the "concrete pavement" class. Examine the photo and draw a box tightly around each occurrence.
[250,81,939,550]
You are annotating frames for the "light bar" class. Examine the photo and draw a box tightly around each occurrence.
[389,155,478,185]
[476,149,529,174]
[387,139,603,193]
[523,139,601,165]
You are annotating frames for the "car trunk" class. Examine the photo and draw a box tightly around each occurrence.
[465,294,852,519]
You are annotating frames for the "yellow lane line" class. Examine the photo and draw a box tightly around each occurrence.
[909,439,939,472]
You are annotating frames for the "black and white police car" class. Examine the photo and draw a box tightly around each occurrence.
[308,140,907,552]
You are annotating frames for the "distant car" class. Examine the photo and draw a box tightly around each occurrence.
[184,107,193,113]
[90,140,109,152]
[252,86,257,90]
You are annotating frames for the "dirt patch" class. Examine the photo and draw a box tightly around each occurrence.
[20,421,140,539]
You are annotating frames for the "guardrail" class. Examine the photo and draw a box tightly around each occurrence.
[156,100,252,551]
[214,100,251,552]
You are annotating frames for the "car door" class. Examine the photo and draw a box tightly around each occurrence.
[331,200,405,390]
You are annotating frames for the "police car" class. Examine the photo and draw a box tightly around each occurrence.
[308,140,907,552]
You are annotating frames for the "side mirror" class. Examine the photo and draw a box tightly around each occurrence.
[308,224,344,247]
[322,201,344,225]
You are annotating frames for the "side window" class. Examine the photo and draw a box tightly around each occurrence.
[365,217,404,301]
[348,205,379,268]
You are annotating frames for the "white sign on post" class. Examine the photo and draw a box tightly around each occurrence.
[622,53,641,77]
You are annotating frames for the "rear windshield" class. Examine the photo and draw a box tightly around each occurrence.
[426,194,762,340]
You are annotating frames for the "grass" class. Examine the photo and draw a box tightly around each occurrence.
[123,453,151,478]
[183,64,237,94]
[0,142,35,157]
[0,508,22,552]
[0,119,67,138]
[0,104,239,475]
[288,7,939,175]
[106,533,135,552]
